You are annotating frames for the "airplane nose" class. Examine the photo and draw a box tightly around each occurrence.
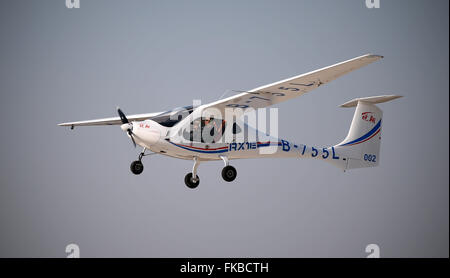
[131,121,162,146]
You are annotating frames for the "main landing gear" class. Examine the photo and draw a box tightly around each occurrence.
[130,148,155,175]
[185,157,201,189]
[220,155,237,182]
[184,156,237,189]
[222,165,237,182]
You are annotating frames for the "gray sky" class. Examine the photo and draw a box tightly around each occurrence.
[0,0,448,257]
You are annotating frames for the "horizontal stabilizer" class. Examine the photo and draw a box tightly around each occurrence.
[340,95,402,108]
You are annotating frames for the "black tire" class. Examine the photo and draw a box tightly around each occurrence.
[221,165,237,182]
[184,173,200,189]
[130,160,144,175]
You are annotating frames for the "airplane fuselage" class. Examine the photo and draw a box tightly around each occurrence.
[130,119,346,170]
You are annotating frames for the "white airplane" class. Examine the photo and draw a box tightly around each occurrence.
[59,54,401,189]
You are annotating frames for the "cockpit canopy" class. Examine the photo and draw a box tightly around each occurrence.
[151,105,194,127]
[151,105,244,143]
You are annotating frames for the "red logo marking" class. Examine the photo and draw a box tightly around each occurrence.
[362,112,376,123]
[139,123,150,128]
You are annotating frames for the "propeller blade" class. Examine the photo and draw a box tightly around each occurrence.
[128,129,136,148]
[117,107,129,124]
[117,107,135,147]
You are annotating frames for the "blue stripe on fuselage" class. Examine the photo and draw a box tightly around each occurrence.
[169,141,228,154]
[339,119,381,146]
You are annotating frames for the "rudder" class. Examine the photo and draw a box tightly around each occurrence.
[333,95,402,170]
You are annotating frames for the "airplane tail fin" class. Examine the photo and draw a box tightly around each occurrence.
[332,95,402,170]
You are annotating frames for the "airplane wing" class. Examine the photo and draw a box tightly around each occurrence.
[58,112,163,127]
[201,54,383,114]
[59,54,382,128]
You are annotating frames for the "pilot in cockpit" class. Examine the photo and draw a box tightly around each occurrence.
[204,116,225,143]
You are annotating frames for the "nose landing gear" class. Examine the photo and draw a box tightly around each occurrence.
[130,148,156,175]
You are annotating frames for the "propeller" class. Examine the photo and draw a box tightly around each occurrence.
[117,107,136,148]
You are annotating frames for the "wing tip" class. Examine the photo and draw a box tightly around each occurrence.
[365,53,384,59]
[58,122,75,130]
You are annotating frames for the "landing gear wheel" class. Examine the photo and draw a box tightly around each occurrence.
[130,160,144,175]
[222,165,237,182]
[184,173,200,189]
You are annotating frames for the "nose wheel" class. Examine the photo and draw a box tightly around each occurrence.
[130,160,144,175]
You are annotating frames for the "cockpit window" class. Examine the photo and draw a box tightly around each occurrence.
[152,105,194,127]
[182,117,226,143]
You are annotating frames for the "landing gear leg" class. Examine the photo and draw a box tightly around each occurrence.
[220,155,237,182]
[185,157,200,189]
[138,149,145,161]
